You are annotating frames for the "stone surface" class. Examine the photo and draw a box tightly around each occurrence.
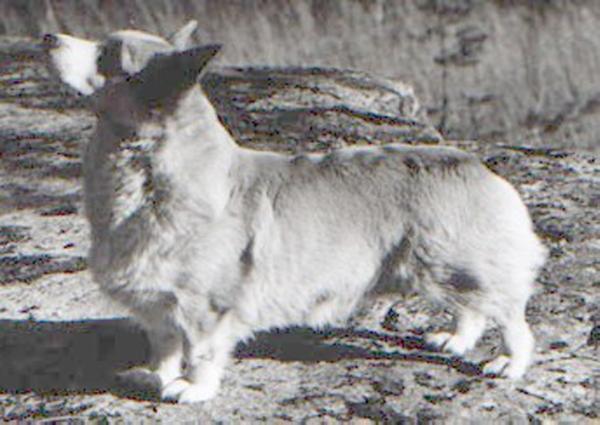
[2,1,600,149]
[0,39,598,423]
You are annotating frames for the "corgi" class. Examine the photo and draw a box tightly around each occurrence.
[43,22,547,403]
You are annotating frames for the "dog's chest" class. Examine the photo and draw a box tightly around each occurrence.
[105,130,169,228]
[86,129,181,279]
[110,145,150,223]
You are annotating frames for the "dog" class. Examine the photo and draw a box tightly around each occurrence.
[43,21,547,403]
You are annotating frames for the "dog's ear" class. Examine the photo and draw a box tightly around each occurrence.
[168,20,198,50]
[120,40,171,75]
[131,44,221,107]
[43,33,105,95]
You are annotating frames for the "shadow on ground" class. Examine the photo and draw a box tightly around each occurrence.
[0,319,482,401]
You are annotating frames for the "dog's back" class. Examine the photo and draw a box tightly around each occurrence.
[228,144,545,329]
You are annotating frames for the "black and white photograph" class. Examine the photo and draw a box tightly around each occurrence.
[0,0,598,422]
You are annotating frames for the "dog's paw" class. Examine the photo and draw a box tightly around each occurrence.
[161,378,219,403]
[425,331,469,356]
[425,331,453,350]
[114,367,162,401]
[482,355,525,380]
[482,355,510,376]
[178,382,219,404]
[162,378,192,401]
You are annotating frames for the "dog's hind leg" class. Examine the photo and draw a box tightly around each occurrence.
[483,264,537,379]
[482,307,534,380]
[426,308,486,356]
[162,311,249,403]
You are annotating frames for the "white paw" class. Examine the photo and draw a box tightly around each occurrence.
[425,332,468,356]
[482,355,510,375]
[177,382,219,404]
[503,363,527,380]
[116,366,154,381]
[156,368,182,389]
[161,378,220,403]
[482,355,526,380]
[115,366,161,389]
[425,331,452,348]
[161,378,191,401]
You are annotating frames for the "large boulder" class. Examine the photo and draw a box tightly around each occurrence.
[203,67,441,151]
[2,1,600,149]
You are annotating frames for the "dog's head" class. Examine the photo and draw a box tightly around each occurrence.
[43,22,221,135]
[93,43,221,132]
[42,20,199,95]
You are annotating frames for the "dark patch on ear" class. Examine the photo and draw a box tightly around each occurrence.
[129,44,222,111]
[97,39,127,78]
[240,236,254,276]
[446,268,480,293]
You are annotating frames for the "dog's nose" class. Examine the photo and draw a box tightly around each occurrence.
[42,33,60,50]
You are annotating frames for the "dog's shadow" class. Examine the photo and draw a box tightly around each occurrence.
[0,318,481,400]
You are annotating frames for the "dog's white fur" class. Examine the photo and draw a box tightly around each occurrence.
[45,22,547,403]
[46,34,103,94]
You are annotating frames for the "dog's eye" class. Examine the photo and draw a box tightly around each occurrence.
[97,39,127,78]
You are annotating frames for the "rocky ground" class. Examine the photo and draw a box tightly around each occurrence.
[0,38,598,423]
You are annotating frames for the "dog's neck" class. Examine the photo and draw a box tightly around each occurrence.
[165,85,236,150]
[153,85,238,219]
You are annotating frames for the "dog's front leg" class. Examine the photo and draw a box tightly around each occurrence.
[146,324,184,386]
[116,321,183,397]
[162,310,248,403]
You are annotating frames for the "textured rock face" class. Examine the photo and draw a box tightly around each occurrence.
[0,39,598,422]
[203,67,441,151]
[411,0,600,150]
[2,1,600,149]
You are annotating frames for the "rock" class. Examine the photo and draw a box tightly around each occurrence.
[3,3,600,149]
[0,254,86,284]
[203,67,441,152]
[0,38,598,423]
